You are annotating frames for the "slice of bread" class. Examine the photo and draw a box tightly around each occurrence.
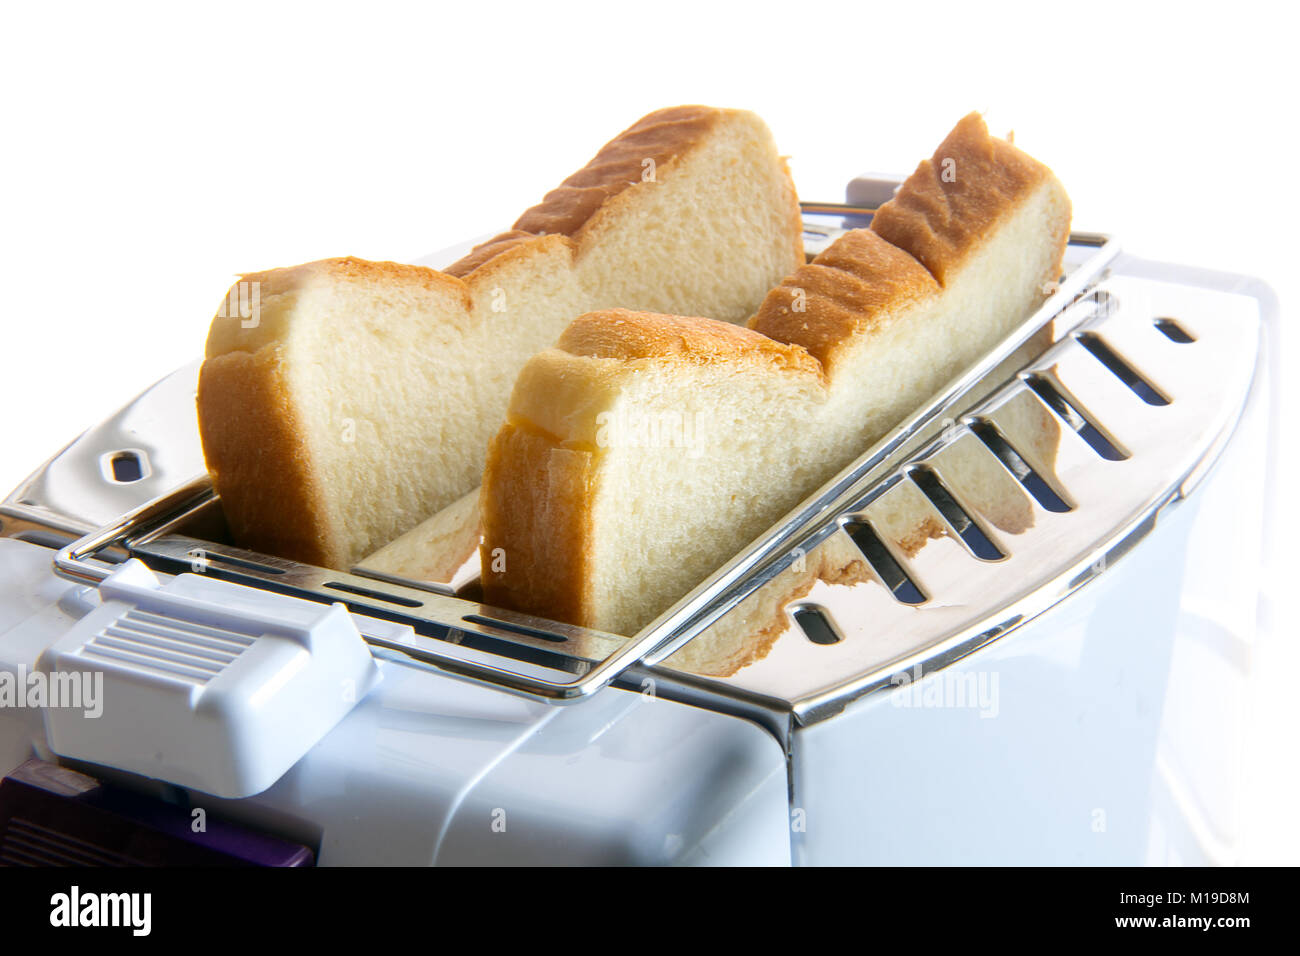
[362,487,482,592]
[198,106,803,569]
[482,312,828,635]
[480,113,1071,640]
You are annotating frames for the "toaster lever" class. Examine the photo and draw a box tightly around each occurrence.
[37,556,381,799]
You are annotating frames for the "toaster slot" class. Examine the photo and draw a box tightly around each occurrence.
[842,476,989,606]
[841,517,926,605]
[1154,317,1196,344]
[908,464,1004,560]
[189,548,288,577]
[1041,341,1167,455]
[919,430,1037,540]
[968,419,1071,514]
[1022,373,1127,461]
[791,605,844,645]
[1074,331,1170,406]
[322,580,424,608]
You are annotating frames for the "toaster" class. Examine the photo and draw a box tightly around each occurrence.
[0,182,1276,866]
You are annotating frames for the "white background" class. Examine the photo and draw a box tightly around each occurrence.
[1,1,1295,862]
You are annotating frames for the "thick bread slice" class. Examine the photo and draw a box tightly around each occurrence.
[480,113,1071,642]
[750,112,1070,468]
[198,106,803,569]
[480,311,827,635]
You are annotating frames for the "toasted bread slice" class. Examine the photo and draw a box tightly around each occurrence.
[198,106,803,568]
[479,113,1071,640]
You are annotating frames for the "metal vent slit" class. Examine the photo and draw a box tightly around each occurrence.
[189,550,287,576]
[969,420,1072,513]
[322,581,422,608]
[792,606,843,645]
[842,519,926,605]
[1075,332,1170,405]
[462,614,568,644]
[1023,374,1127,461]
[108,452,144,483]
[1155,317,1195,343]
[909,466,1004,560]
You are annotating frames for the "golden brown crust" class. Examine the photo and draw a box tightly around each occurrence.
[445,107,726,278]
[895,517,948,558]
[481,309,825,632]
[480,423,596,626]
[558,309,824,377]
[748,230,939,372]
[751,113,1067,371]
[870,112,1057,286]
[204,257,470,359]
[441,231,538,279]
[237,255,464,302]
[197,348,338,568]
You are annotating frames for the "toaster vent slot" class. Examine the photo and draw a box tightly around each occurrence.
[461,614,568,644]
[192,550,287,575]
[1,818,131,866]
[970,420,1071,513]
[81,609,255,685]
[1154,317,1195,343]
[322,581,423,608]
[108,451,145,483]
[909,466,1003,560]
[1075,332,1170,405]
[842,519,926,605]
[1023,374,1127,461]
[792,605,843,645]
